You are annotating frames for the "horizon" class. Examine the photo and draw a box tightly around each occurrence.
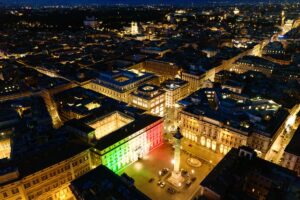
[0,0,296,6]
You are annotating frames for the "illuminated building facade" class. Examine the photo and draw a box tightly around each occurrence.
[94,116,163,172]
[161,78,189,108]
[230,56,279,77]
[221,80,244,94]
[0,109,19,160]
[262,42,286,56]
[0,141,92,200]
[261,41,291,65]
[180,110,248,155]
[66,104,164,173]
[0,137,11,160]
[131,22,139,35]
[233,7,240,15]
[132,60,180,82]
[281,10,285,27]
[281,127,300,176]
[86,111,134,140]
[84,69,158,103]
[181,70,206,93]
[140,47,171,57]
[282,19,294,34]
[179,88,287,156]
[130,84,166,117]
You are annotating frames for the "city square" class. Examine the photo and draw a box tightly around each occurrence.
[118,142,212,200]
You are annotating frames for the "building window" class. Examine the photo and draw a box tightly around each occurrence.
[2,192,8,198]
[201,136,205,146]
[206,138,211,149]
[220,144,224,154]
[36,190,43,196]
[45,187,50,192]
[12,188,19,194]
[65,165,70,170]
[72,161,77,167]
[212,141,217,151]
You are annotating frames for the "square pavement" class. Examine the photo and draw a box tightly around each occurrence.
[118,143,214,200]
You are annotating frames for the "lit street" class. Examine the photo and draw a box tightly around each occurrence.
[265,104,300,163]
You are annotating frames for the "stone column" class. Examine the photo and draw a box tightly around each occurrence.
[173,128,183,173]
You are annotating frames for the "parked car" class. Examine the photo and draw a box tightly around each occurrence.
[181,169,188,177]
[167,187,176,194]
[157,180,162,186]
[148,178,154,183]
[159,168,169,176]
[186,180,192,187]
[159,181,166,188]
[191,177,196,182]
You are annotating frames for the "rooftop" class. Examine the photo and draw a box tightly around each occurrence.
[180,88,287,138]
[70,165,150,200]
[95,69,157,92]
[284,127,300,156]
[54,86,108,117]
[0,139,90,186]
[236,55,280,70]
[66,102,162,151]
[200,147,300,200]
[131,84,165,100]
[94,114,161,151]
[161,78,189,91]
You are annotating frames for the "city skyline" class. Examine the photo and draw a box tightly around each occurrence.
[0,2,299,200]
[0,0,297,6]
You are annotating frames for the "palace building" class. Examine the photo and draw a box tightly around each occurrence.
[130,84,166,117]
[161,78,189,108]
[84,69,159,103]
[181,69,206,93]
[130,60,180,82]
[179,88,288,156]
[65,102,164,173]
[230,55,280,77]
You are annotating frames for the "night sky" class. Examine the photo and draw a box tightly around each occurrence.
[0,0,294,6]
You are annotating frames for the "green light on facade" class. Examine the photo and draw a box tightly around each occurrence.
[105,142,129,173]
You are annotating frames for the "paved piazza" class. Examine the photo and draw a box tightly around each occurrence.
[118,142,221,200]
